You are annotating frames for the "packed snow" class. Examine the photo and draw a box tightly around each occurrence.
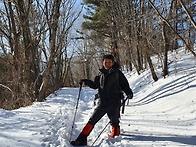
[0,48,196,147]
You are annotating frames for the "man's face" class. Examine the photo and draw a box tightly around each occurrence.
[103,58,114,70]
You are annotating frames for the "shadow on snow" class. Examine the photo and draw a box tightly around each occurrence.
[120,133,196,146]
[133,74,196,106]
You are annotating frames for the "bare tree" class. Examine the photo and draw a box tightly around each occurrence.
[0,0,82,109]
[178,0,196,29]
[148,0,196,57]
[37,0,82,100]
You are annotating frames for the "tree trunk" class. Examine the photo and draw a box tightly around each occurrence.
[111,17,120,65]
[17,0,35,99]
[162,22,169,78]
[146,52,158,82]
[39,0,61,101]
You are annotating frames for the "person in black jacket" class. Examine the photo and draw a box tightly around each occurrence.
[71,54,133,146]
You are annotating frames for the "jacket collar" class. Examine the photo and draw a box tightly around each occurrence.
[99,62,120,74]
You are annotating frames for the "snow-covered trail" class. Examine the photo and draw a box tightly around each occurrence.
[0,48,196,147]
[39,75,196,147]
[0,79,196,147]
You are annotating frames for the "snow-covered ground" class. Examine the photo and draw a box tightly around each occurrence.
[0,48,196,147]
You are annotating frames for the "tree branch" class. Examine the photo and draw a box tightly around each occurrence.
[148,0,196,57]
[177,0,196,29]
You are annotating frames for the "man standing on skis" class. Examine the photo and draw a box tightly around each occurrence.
[71,54,133,146]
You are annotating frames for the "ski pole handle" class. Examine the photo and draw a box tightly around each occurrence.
[121,96,129,114]
[122,102,125,114]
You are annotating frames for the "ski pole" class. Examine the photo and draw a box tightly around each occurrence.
[69,83,82,142]
[90,121,110,147]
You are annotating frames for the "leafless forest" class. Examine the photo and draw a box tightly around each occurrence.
[0,0,195,109]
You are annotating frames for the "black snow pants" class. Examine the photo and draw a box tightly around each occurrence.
[88,105,121,127]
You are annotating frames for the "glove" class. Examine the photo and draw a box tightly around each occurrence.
[79,79,87,85]
[127,93,133,99]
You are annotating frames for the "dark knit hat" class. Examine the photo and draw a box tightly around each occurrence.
[103,54,115,62]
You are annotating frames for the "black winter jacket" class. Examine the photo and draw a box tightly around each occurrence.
[84,63,133,106]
